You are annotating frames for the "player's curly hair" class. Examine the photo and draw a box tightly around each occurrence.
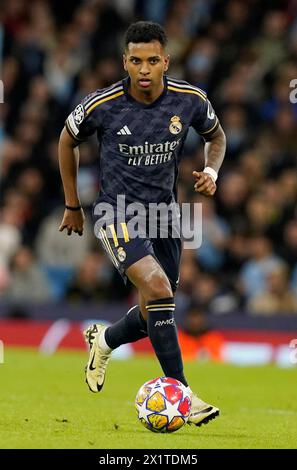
[125,21,167,48]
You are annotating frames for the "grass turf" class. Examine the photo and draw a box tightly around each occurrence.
[0,348,296,449]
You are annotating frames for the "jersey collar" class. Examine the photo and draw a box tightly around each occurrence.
[122,76,168,108]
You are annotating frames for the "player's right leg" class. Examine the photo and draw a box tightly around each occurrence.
[84,298,148,392]
[84,222,153,393]
[84,253,168,393]
[84,297,148,392]
[84,323,112,392]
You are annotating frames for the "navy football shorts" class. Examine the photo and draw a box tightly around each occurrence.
[95,218,182,293]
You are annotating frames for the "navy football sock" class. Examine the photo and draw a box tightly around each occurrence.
[105,305,147,350]
[146,297,188,387]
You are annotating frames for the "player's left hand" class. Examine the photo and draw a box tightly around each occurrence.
[193,171,216,196]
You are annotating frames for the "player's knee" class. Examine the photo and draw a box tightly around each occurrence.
[145,275,173,301]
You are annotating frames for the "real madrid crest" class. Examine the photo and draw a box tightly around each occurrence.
[117,247,126,262]
[169,116,182,134]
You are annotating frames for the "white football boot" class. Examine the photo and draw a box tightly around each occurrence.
[188,393,219,426]
[84,324,112,393]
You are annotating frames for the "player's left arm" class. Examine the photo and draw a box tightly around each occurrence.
[191,95,226,196]
[193,123,226,196]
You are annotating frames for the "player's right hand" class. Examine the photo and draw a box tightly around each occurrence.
[59,208,85,236]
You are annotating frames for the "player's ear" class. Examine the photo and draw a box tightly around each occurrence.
[123,54,127,71]
[164,54,170,72]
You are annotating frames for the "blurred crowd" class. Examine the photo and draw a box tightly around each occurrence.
[1,0,297,316]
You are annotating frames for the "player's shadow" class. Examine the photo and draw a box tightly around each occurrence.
[181,430,251,439]
[137,429,250,439]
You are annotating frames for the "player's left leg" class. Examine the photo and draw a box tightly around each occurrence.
[127,254,189,387]
[152,236,220,426]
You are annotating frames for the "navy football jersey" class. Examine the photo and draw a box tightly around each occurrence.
[65,76,219,207]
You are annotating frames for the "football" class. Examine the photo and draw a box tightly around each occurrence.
[135,377,192,433]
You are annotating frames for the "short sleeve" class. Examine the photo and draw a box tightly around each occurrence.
[191,96,219,137]
[65,97,100,141]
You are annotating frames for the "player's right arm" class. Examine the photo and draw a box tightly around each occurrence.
[58,127,85,236]
[58,94,102,236]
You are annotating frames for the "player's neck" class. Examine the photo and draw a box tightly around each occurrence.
[129,81,164,105]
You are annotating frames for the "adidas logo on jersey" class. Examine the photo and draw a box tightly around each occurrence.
[117,125,132,135]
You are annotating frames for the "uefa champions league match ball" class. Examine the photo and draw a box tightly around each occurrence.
[135,377,192,433]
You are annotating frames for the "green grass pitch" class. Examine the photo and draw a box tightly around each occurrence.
[0,348,296,449]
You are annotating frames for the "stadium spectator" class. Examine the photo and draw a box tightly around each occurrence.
[178,302,225,361]
[278,219,297,270]
[239,235,286,300]
[0,206,22,267]
[35,208,94,299]
[5,246,52,303]
[66,251,113,302]
[195,196,229,271]
[191,272,240,315]
[248,265,297,315]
